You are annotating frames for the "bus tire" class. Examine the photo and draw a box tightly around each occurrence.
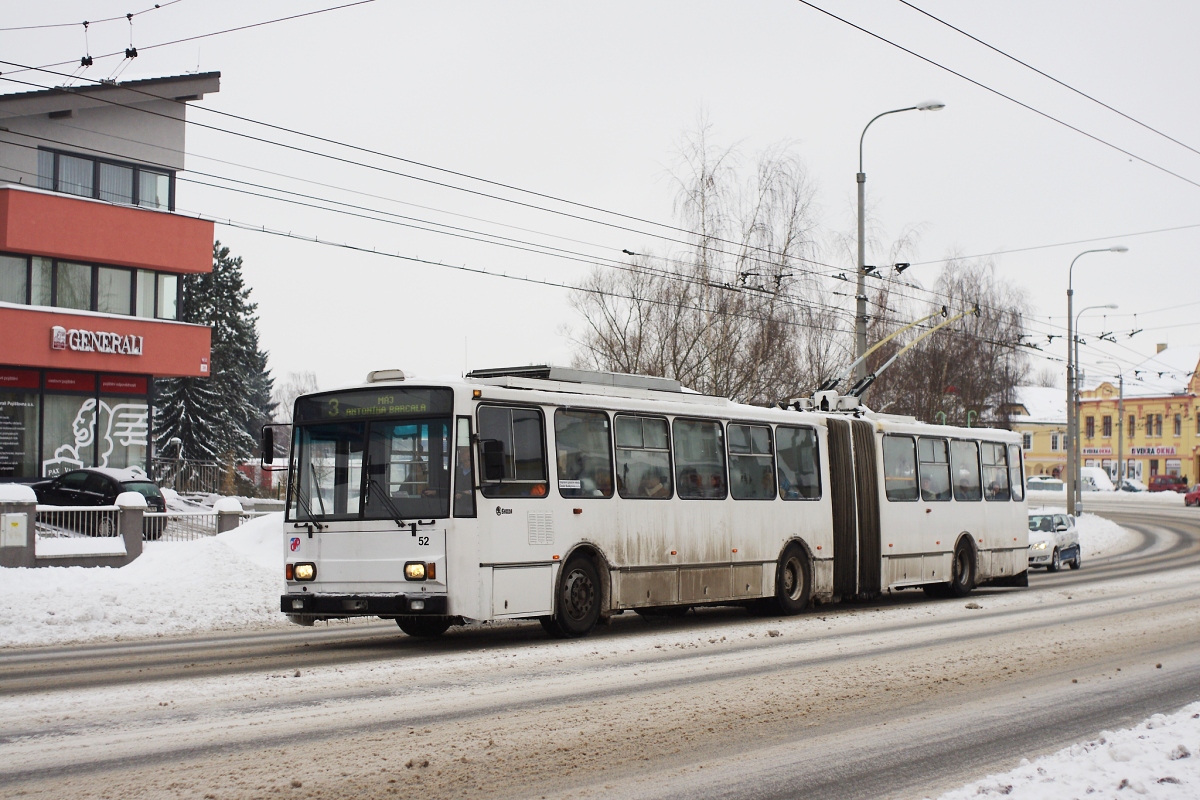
[774,542,812,615]
[542,556,601,638]
[947,539,976,597]
[397,616,452,638]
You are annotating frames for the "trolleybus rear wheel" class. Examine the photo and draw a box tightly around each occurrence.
[541,556,601,638]
[397,616,452,638]
[775,542,811,615]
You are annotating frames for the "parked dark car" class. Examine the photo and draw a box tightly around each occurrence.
[1186,485,1200,507]
[1148,474,1189,493]
[31,468,168,539]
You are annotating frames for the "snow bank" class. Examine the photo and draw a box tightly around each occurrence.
[935,701,1200,799]
[1077,513,1141,558]
[0,513,287,648]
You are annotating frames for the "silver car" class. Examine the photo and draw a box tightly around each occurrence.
[1028,510,1082,571]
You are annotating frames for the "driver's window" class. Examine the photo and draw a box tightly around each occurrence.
[477,405,548,498]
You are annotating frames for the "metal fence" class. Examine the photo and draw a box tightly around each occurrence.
[151,459,225,494]
[143,510,272,542]
[35,506,121,538]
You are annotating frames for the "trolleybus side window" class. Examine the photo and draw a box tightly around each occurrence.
[728,423,775,500]
[1008,443,1025,501]
[614,415,672,499]
[950,440,982,501]
[454,416,477,517]
[477,405,549,498]
[673,418,727,500]
[918,437,952,502]
[776,425,820,500]
[365,419,451,519]
[882,435,919,501]
[981,442,1011,501]
[555,409,614,499]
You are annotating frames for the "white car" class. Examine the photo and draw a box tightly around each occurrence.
[1027,476,1065,493]
[1028,510,1082,571]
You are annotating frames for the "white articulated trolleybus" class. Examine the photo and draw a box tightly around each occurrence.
[272,366,1029,638]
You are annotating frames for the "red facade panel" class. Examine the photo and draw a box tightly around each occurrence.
[0,187,214,274]
[0,367,40,389]
[0,305,211,378]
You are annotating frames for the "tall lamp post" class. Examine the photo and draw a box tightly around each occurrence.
[1098,360,1125,491]
[1072,302,1118,512]
[1065,245,1126,515]
[855,100,945,381]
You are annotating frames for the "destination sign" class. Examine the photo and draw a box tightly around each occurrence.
[294,388,453,423]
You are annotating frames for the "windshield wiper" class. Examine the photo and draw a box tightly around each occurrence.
[363,454,406,528]
[288,465,324,531]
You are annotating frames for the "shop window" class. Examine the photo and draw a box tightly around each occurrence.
[477,406,548,498]
[97,267,133,315]
[554,409,613,498]
[614,415,672,499]
[981,442,1011,501]
[42,393,97,477]
[776,425,820,500]
[882,436,918,501]
[728,423,774,500]
[0,371,40,479]
[1103,416,1112,437]
[918,437,952,502]
[54,262,92,310]
[1085,416,1095,439]
[97,396,149,470]
[951,440,982,501]
[0,254,27,304]
[673,418,727,499]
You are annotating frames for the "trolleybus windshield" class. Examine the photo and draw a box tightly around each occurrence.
[288,389,453,522]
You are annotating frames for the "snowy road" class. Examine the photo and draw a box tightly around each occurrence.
[2,505,1199,800]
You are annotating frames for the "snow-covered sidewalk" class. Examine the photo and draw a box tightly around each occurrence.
[0,513,290,648]
[935,702,1200,799]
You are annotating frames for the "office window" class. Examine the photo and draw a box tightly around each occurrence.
[0,254,27,304]
[1129,415,1136,438]
[1085,416,1095,439]
[37,150,54,190]
[99,163,134,204]
[57,154,94,198]
[1021,432,1032,450]
[55,262,91,310]
[157,273,178,320]
[1174,414,1182,437]
[135,270,156,318]
[1146,414,1154,437]
[30,257,52,306]
[1102,416,1112,437]
[139,170,170,209]
[1155,415,1163,437]
[96,267,132,315]
[1050,433,1059,451]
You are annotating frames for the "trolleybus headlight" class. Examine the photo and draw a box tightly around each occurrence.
[404,561,427,581]
[294,562,316,581]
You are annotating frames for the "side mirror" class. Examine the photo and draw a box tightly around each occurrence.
[1055,524,1068,532]
[480,440,506,483]
[261,426,275,465]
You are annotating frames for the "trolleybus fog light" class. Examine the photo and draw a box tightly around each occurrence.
[291,598,306,610]
[409,599,426,610]
[404,561,427,581]
[294,562,316,581]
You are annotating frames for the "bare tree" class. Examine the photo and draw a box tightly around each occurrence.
[571,125,842,404]
[1033,367,1060,388]
[272,371,320,423]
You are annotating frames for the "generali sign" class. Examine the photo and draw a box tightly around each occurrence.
[50,325,143,356]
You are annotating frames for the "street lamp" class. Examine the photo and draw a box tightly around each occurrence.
[1065,244,1125,515]
[1098,360,1125,492]
[1072,302,1118,512]
[855,100,946,381]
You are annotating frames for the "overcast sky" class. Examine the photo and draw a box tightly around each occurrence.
[4,1,1198,395]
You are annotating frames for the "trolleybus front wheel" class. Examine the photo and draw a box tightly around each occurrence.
[397,616,452,638]
[541,556,601,638]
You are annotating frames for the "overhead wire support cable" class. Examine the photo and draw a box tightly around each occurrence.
[895,0,1200,159]
[0,1,185,33]
[793,0,1200,191]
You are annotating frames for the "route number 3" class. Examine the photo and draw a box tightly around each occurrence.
[418,536,429,546]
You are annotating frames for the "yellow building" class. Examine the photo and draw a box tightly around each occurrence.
[1078,346,1200,484]
[1005,386,1067,478]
